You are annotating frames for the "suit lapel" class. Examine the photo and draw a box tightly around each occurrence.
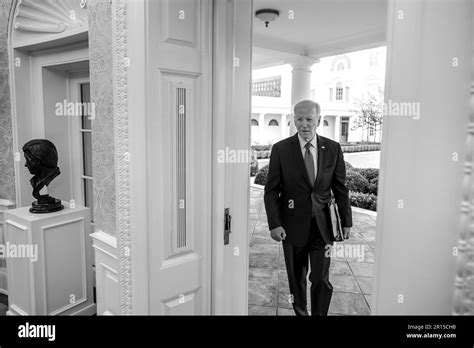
[314,134,326,189]
[291,133,312,187]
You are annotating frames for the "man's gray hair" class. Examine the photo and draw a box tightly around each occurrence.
[294,100,321,115]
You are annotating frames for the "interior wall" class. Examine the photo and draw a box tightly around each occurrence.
[373,0,471,314]
[87,0,116,236]
[0,0,15,203]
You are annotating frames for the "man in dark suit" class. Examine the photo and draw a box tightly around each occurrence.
[264,100,352,316]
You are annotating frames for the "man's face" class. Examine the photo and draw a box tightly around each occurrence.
[294,106,320,141]
[24,153,41,175]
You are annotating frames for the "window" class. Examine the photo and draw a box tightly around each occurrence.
[287,121,290,126]
[369,127,374,136]
[251,119,259,126]
[331,55,351,71]
[268,119,279,126]
[80,83,94,222]
[252,76,281,97]
[336,83,343,101]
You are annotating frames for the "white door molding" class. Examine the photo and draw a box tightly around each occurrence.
[453,0,474,315]
[212,0,253,314]
[110,0,132,315]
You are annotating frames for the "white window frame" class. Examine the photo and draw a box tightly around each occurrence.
[336,83,344,101]
[68,74,93,219]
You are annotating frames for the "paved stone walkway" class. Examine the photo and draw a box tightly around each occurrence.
[343,151,381,169]
[248,186,376,315]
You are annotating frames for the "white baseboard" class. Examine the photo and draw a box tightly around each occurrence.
[90,230,120,315]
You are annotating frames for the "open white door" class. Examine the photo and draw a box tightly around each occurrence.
[146,0,213,314]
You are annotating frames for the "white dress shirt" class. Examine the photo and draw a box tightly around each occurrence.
[297,133,318,182]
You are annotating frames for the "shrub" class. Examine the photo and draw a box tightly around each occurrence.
[345,170,369,193]
[254,165,269,186]
[255,150,271,159]
[250,160,259,177]
[356,168,379,182]
[349,191,377,211]
[251,145,272,152]
[345,161,354,170]
[366,177,378,195]
[250,162,379,211]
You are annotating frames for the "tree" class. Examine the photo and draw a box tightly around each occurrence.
[350,87,384,143]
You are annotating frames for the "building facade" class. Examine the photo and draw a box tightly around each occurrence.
[251,47,386,145]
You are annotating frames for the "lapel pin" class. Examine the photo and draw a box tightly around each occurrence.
[321,146,325,149]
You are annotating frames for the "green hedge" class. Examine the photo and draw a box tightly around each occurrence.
[251,145,273,159]
[349,191,377,211]
[251,145,272,151]
[347,168,379,195]
[254,162,379,211]
[255,150,271,159]
[250,160,259,177]
[253,162,379,211]
[254,165,269,185]
[345,171,369,193]
[356,168,379,182]
[341,144,381,153]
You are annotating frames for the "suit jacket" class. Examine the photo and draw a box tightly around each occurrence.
[264,133,352,247]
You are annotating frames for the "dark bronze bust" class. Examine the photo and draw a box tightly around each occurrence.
[23,139,64,213]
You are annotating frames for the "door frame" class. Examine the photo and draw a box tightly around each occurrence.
[126,0,252,314]
[211,0,253,314]
[9,42,89,209]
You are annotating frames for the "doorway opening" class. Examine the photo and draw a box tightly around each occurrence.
[247,0,387,316]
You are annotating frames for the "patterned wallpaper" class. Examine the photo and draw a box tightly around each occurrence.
[88,0,116,236]
[0,0,15,204]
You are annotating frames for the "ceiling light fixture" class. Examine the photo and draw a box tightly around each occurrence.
[255,9,280,28]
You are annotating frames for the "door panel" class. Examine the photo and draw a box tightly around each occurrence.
[147,0,211,315]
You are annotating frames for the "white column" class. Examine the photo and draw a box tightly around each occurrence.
[280,114,287,139]
[334,115,341,142]
[289,56,319,135]
[373,0,471,315]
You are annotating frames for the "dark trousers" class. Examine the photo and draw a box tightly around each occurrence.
[282,217,333,316]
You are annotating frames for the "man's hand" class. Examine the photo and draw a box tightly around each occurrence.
[343,227,351,240]
[270,226,286,242]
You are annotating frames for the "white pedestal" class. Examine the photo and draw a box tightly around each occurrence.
[4,201,96,315]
